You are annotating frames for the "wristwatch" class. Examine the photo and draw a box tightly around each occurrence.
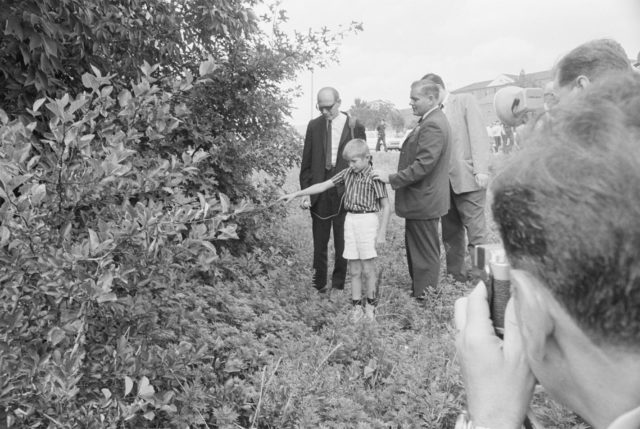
[455,411,492,429]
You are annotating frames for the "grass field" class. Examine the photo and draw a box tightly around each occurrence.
[266,150,587,428]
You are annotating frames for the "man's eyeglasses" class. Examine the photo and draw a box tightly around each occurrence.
[316,102,337,112]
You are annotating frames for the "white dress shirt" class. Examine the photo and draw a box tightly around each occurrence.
[329,112,347,167]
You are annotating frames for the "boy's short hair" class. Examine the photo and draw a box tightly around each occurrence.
[342,139,370,160]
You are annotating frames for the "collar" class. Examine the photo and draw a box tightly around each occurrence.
[420,105,440,122]
[350,164,372,175]
[608,405,640,429]
[442,92,451,106]
[326,111,346,122]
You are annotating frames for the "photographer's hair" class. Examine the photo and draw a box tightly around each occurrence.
[491,72,640,351]
[554,38,632,88]
[411,79,440,99]
[420,73,446,89]
[342,139,370,160]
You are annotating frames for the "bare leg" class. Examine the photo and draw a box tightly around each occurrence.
[361,259,376,300]
[349,259,363,301]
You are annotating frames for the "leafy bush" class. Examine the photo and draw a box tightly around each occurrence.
[0,0,368,426]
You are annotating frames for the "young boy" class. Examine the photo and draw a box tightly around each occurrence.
[279,139,391,322]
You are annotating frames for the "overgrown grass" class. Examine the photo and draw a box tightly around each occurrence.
[264,150,587,428]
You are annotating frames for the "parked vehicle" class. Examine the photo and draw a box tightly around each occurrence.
[384,130,411,151]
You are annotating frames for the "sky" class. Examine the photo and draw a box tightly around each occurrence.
[275,0,640,127]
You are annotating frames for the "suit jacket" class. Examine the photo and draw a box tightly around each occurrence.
[300,112,366,206]
[390,108,451,220]
[444,93,490,194]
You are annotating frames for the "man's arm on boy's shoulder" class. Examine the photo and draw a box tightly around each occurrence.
[376,197,391,244]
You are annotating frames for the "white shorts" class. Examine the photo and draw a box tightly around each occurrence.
[343,212,379,260]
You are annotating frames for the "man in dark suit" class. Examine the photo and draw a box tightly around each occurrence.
[300,87,366,293]
[373,80,451,300]
[421,73,491,283]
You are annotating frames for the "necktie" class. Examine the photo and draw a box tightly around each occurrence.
[325,119,332,170]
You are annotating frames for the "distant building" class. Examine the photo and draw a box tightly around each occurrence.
[452,69,553,124]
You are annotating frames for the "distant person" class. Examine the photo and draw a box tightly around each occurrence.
[454,72,640,429]
[372,80,451,302]
[375,119,387,151]
[281,139,391,321]
[421,73,491,283]
[488,122,502,152]
[543,81,558,111]
[501,124,514,154]
[300,87,366,293]
[553,38,633,101]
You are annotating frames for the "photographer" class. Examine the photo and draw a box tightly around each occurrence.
[454,72,640,429]
[553,38,633,102]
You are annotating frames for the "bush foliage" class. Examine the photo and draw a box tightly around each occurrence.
[0,0,365,426]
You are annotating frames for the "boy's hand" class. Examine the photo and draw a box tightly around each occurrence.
[278,194,297,204]
[376,231,386,245]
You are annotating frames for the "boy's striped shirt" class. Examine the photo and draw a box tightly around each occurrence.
[331,165,388,212]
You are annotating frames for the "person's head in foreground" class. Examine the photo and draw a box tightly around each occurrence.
[553,38,632,101]
[342,139,371,172]
[455,71,640,429]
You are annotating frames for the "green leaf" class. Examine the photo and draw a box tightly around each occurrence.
[32,98,46,113]
[192,150,209,164]
[216,224,238,240]
[98,271,113,292]
[218,192,230,213]
[81,73,99,91]
[96,293,117,303]
[90,64,102,78]
[137,376,155,398]
[124,376,133,396]
[88,228,99,252]
[47,327,66,346]
[118,89,132,107]
[29,184,46,205]
[198,58,217,76]
[160,404,177,413]
[101,388,112,400]
[0,226,10,247]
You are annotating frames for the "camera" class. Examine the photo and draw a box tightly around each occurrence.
[473,243,511,338]
[493,86,545,127]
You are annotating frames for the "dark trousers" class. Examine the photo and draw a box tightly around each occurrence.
[405,218,440,297]
[310,168,347,290]
[442,187,490,276]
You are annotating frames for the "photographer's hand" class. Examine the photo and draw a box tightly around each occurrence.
[454,282,535,429]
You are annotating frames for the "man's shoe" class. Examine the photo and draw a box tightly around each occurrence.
[350,306,365,323]
[317,285,330,294]
[449,271,470,283]
[414,291,429,306]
